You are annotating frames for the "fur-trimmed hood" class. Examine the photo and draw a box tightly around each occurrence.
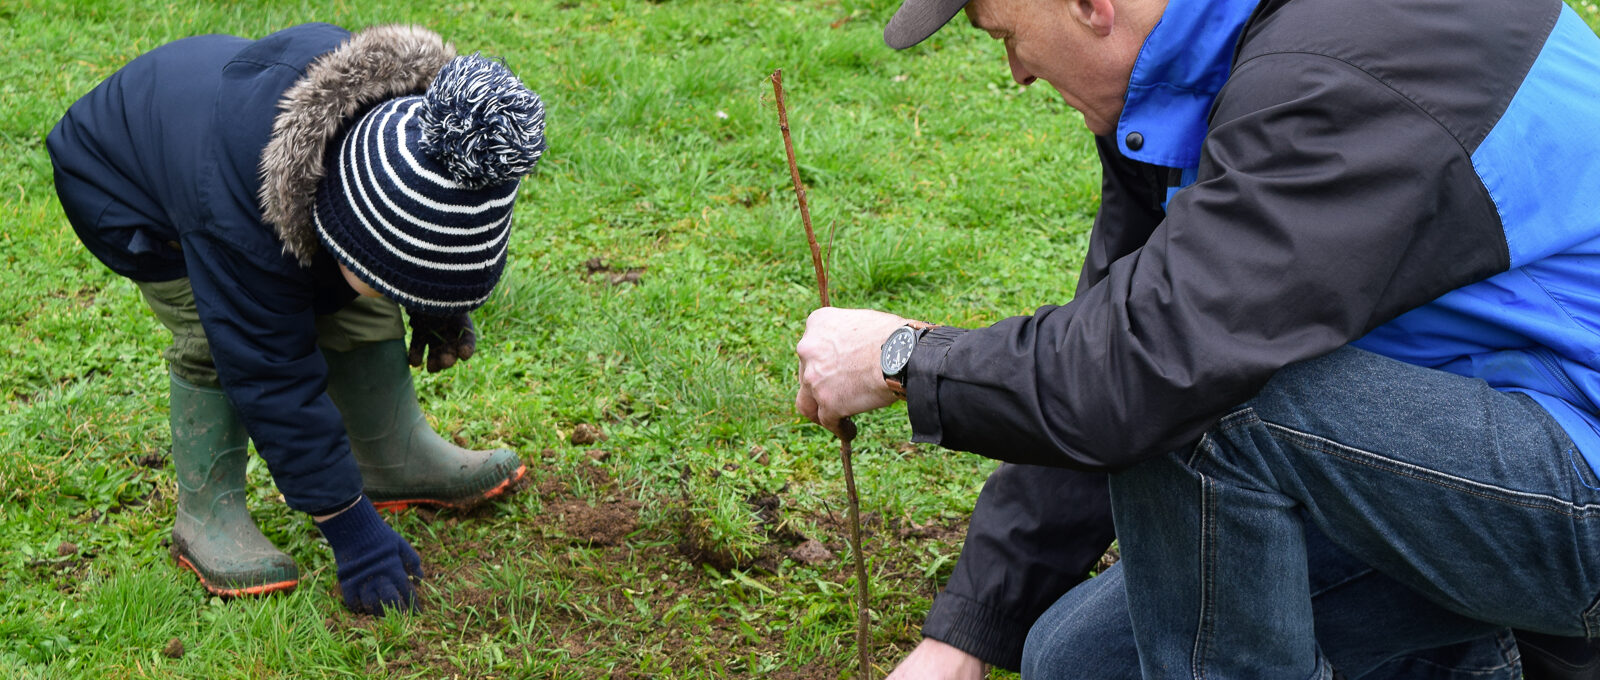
[258,25,455,265]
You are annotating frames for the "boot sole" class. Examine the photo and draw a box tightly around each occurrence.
[372,463,528,512]
[171,545,298,597]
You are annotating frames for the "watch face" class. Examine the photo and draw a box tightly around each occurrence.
[880,326,917,375]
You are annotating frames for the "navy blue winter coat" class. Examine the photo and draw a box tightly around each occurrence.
[48,23,458,514]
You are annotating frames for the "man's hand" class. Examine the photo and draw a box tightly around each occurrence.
[315,496,425,615]
[407,313,476,373]
[795,307,915,437]
[886,638,988,680]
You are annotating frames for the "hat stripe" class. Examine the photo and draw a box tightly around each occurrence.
[315,208,499,310]
[338,112,513,265]
[391,101,519,212]
[356,103,516,237]
[341,133,513,263]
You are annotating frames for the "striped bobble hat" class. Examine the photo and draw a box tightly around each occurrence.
[314,53,546,315]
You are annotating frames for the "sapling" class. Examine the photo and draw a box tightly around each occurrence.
[770,69,873,680]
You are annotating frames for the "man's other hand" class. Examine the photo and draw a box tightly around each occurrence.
[795,307,912,437]
[887,638,988,680]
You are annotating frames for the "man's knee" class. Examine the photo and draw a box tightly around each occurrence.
[1022,566,1140,679]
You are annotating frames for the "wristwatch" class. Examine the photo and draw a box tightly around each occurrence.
[881,321,935,398]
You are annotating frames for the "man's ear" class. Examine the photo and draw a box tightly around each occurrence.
[1069,0,1117,36]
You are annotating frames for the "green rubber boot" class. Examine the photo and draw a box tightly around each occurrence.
[323,340,526,511]
[168,374,299,596]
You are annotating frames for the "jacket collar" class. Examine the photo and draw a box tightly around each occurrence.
[1114,0,1259,168]
[258,25,455,266]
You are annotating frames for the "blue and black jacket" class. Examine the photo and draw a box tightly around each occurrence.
[47,24,455,514]
[916,0,1600,667]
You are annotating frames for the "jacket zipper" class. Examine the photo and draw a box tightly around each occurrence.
[1532,348,1598,414]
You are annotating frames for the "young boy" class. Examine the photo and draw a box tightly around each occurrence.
[47,23,546,615]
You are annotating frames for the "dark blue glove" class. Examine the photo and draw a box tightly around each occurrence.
[315,496,424,615]
[407,312,475,373]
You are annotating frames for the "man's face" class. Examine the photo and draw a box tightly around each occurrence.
[964,0,1149,136]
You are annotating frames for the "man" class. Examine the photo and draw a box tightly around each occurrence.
[795,0,1600,676]
[48,24,545,614]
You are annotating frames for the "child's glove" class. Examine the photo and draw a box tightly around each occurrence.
[407,312,476,373]
[315,496,424,615]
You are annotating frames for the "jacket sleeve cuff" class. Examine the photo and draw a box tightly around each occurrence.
[906,325,968,445]
[921,589,1034,671]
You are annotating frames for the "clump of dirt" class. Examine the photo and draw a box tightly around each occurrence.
[529,461,644,546]
[162,638,185,659]
[550,498,643,546]
[570,423,606,445]
[582,258,646,286]
[786,539,833,565]
[56,541,79,557]
[749,445,770,465]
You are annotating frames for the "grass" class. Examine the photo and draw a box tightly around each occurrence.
[4,1,1599,678]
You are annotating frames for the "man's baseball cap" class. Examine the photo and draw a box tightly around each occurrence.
[884,0,973,49]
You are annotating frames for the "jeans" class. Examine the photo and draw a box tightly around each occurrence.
[1108,346,1600,679]
[1022,523,1521,679]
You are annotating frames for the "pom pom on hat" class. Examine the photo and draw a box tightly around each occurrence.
[312,54,547,315]
[419,54,547,190]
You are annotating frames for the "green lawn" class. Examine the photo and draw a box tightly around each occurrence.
[4,1,1598,678]
[1,1,1097,677]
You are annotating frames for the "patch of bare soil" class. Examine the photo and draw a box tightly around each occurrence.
[582,257,646,286]
[549,498,643,546]
[343,454,979,676]
[888,513,968,543]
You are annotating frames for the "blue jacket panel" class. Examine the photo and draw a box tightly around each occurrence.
[1354,5,1600,471]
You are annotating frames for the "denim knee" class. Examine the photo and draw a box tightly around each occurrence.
[1021,565,1141,679]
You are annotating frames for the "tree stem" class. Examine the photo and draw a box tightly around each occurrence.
[772,68,871,679]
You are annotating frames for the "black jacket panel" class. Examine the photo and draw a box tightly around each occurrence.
[922,464,1114,669]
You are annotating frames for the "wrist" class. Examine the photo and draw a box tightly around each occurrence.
[315,496,394,557]
[904,325,968,445]
[312,496,365,523]
[882,321,937,399]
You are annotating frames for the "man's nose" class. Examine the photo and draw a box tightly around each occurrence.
[1006,45,1036,86]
